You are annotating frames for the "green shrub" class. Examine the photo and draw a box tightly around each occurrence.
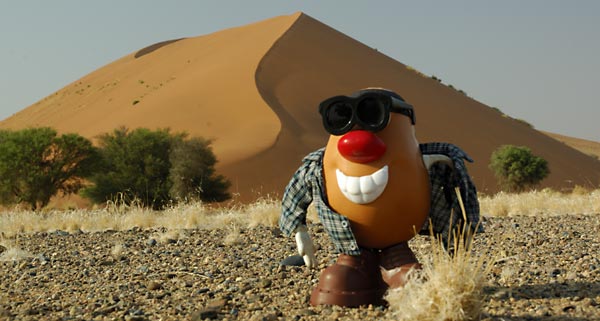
[83,127,173,209]
[0,128,98,210]
[514,118,534,129]
[489,145,549,192]
[169,137,230,202]
[83,127,230,209]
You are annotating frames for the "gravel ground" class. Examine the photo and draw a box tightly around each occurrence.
[0,215,599,321]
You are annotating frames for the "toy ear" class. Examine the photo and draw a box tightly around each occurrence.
[422,154,453,171]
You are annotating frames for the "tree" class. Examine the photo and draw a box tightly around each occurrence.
[169,136,230,202]
[83,127,230,209]
[489,145,549,192]
[83,127,174,209]
[0,128,98,210]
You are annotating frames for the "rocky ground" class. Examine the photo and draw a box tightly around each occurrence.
[0,215,599,321]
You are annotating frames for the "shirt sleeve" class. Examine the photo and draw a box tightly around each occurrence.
[419,142,483,244]
[279,161,314,237]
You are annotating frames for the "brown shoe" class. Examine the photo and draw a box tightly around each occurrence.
[379,242,421,288]
[310,251,388,307]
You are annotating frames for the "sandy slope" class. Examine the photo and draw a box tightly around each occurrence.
[0,13,299,168]
[544,131,600,160]
[1,12,599,203]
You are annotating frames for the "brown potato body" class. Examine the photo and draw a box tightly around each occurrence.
[323,114,430,248]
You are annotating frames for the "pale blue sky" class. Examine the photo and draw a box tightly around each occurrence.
[1,1,599,141]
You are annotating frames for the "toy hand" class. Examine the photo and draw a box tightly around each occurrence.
[294,225,316,269]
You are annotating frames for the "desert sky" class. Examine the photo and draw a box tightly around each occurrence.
[1,1,599,142]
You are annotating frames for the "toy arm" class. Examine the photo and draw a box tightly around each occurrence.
[294,225,317,269]
[422,154,454,171]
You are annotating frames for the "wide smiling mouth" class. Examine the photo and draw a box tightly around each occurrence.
[335,165,389,204]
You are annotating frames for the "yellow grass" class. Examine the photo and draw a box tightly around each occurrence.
[480,188,600,217]
[0,196,322,238]
[386,227,492,321]
[0,201,237,238]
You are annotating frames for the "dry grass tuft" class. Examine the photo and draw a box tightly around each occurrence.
[480,188,600,217]
[223,224,243,245]
[156,229,187,244]
[0,247,33,261]
[110,243,125,259]
[0,237,33,262]
[386,226,492,321]
[0,196,292,238]
[247,197,281,228]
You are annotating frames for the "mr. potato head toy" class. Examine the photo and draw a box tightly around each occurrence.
[280,88,481,307]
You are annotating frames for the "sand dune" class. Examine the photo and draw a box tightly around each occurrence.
[544,131,600,160]
[2,12,599,203]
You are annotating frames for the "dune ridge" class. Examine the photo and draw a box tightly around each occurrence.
[544,131,600,160]
[0,13,301,168]
[251,13,600,195]
[1,12,599,203]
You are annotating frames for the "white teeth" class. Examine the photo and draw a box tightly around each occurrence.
[371,167,388,186]
[336,170,347,191]
[335,166,388,204]
[346,177,360,195]
[360,175,376,194]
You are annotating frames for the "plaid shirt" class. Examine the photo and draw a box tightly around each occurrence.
[279,142,482,255]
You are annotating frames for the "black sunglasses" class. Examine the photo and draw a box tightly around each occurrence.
[318,93,415,135]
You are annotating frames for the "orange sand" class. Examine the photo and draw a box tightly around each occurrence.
[2,12,599,203]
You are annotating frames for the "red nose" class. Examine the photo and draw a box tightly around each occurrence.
[337,130,387,163]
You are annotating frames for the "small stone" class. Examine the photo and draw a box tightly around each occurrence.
[147,281,162,291]
[259,279,272,288]
[146,238,157,246]
[99,259,115,266]
[296,308,316,316]
[55,230,70,236]
[207,298,227,309]
[0,308,12,317]
[270,228,282,238]
[197,287,210,294]
[191,308,218,320]
[192,299,226,320]
[253,313,278,321]
[280,255,305,266]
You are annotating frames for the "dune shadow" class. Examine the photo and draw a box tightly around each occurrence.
[134,38,185,58]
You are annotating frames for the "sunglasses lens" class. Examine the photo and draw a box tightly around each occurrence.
[357,97,386,130]
[325,102,353,133]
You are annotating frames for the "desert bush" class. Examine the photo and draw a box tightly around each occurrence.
[490,106,503,114]
[0,128,98,210]
[514,118,534,128]
[83,127,230,209]
[489,145,549,192]
[169,136,230,202]
[83,127,173,209]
